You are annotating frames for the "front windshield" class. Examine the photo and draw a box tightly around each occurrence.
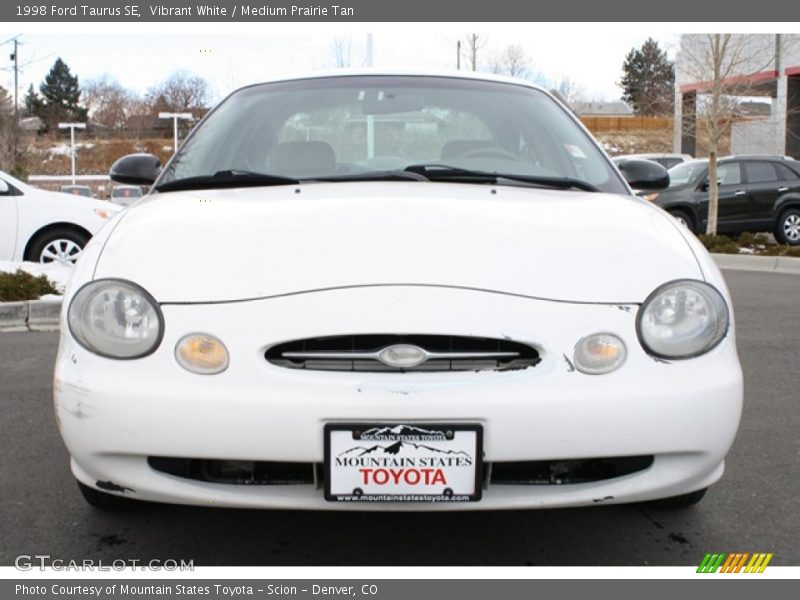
[668,161,707,187]
[158,75,626,194]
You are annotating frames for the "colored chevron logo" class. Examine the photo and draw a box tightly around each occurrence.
[697,552,774,573]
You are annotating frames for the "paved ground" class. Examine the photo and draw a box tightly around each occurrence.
[0,269,797,566]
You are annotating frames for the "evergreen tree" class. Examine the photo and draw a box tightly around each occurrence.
[619,38,675,116]
[22,84,41,118]
[36,58,88,132]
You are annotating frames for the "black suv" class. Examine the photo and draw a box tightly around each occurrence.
[640,156,800,245]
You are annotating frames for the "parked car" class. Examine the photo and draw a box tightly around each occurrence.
[110,185,144,207]
[644,156,800,244]
[0,172,121,265]
[56,72,742,512]
[60,184,94,198]
[613,153,692,170]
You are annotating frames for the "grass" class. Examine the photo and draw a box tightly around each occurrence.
[697,233,800,257]
[0,270,58,302]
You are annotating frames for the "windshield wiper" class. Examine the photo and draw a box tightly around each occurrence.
[155,170,299,193]
[304,170,429,183]
[403,164,599,192]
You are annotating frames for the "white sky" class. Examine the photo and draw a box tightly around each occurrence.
[0,26,679,104]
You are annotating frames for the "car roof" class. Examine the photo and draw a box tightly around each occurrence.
[618,153,690,159]
[236,69,550,94]
[721,154,794,161]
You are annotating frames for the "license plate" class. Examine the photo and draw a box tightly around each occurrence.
[324,423,483,503]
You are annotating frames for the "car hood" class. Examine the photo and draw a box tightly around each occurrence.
[94,182,702,304]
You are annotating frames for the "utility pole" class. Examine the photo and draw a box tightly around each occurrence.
[11,38,18,120]
[158,112,193,155]
[457,40,461,70]
[9,37,19,161]
[58,122,87,185]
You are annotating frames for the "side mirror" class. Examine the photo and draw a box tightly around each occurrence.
[617,159,670,191]
[110,154,161,185]
[0,179,9,194]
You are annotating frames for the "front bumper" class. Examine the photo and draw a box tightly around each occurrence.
[55,285,743,510]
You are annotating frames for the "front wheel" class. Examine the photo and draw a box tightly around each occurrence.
[668,209,694,232]
[28,227,90,265]
[775,208,800,246]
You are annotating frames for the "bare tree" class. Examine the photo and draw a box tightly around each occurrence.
[83,75,134,131]
[146,70,212,115]
[122,96,152,139]
[489,44,531,78]
[678,34,786,234]
[462,34,487,71]
[0,86,15,171]
[329,36,353,68]
[552,76,585,105]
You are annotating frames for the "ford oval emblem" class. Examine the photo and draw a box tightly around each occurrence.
[377,344,429,368]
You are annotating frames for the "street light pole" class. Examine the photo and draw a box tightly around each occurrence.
[158,112,193,154]
[58,122,87,185]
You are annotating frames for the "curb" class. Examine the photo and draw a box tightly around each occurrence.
[0,299,62,332]
[712,253,800,274]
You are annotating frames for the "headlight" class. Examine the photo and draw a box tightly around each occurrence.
[637,280,729,359]
[574,333,627,375]
[176,333,229,374]
[67,279,163,359]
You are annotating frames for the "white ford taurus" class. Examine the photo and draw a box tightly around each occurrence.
[55,72,742,511]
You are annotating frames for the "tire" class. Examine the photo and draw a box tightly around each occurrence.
[648,487,708,509]
[668,209,694,232]
[77,480,142,510]
[775,208,800,246]
[27,227,90,265]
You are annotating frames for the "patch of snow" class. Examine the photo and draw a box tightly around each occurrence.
[738,247,755,254]
[0,260,73,296]
[38,294,64,302]
[47,142,96,156]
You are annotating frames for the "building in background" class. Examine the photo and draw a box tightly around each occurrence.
[674,34,800,158]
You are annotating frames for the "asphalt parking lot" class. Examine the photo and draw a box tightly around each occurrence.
[0,269,798,567]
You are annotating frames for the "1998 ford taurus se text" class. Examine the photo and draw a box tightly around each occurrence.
[54,72,743,511]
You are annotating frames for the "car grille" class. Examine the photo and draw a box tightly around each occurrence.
[489,456,654,485]
[148,457,317,485]
[265,334,540,372]
[147,456,653,487]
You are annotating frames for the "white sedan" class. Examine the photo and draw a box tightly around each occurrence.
[55,72,743,511]
[0,172,121,264]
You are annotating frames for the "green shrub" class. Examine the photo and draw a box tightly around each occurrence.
[752,233,770,246]
[759,245,800,256]
[736,232,756,247]
[0,270,58,301]
[697,234,740,254]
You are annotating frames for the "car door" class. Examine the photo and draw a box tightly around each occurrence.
[700,162,747,234]
[772,162,800,221]
[742,161,783,229]
[0,177,19,260]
